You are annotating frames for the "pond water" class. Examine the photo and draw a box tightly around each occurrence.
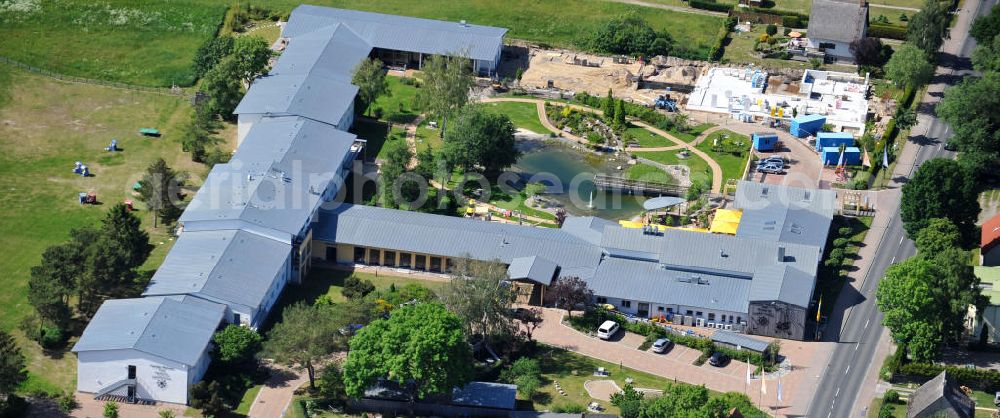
[511,139,647,220]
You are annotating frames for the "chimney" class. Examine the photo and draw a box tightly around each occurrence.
[777,246,786,262]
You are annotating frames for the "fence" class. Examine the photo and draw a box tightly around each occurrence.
[0,56,191,98]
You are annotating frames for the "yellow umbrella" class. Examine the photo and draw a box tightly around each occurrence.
[789,31,803,38]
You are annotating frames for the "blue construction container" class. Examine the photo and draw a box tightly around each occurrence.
[815,132,854,152]
[789,114,826,138]
[821,146,862,165]
[752,132,779,152]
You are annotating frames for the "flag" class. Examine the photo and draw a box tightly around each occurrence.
[882,147,889,168]
[837,147,845,168]
[746,361,752,384]
[777,376,783,402]
[816,296,822,322]
[761,375,767,395]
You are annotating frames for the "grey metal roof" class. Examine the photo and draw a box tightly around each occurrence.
[451,382,517,410]
[234,72,359,127]
[749,264,817,308]
[143,230,290,312]
[906,372,975,418]
[283,5,507,62]
[560,216,617,246]
[808,0,868,43]
[314,204,604,275]
[657,228,820,279]
[600,227,663,262]
[507,256,558,285]
[72,297,224,366]
[588,257,752,313]
[271,24,373,81]
[711,330,770,352]
[734,181,836,249]
[180,116,357,239]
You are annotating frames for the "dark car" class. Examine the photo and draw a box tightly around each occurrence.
[708,352,731,367]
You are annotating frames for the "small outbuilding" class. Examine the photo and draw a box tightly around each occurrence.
[790,114,827,138]
[981,213,1000,266]
[711,330,770,355]
[821,146,862,166]
[906,371,975,418]
[815,132,855,152]
[752,132,779,152]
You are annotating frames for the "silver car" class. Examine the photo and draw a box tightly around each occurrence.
[651,338,673,353]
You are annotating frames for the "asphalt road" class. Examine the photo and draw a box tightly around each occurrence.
[805,0,993,415]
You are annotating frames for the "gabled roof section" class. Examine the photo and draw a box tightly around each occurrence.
[283,5,508,62]
[906,371,975,418]
[981,213,1000,252]
[749,264,816,308]
[734,181,836,249]
[452,382,517,410]
[270,23,373,80]
[560,216,617,246]
[507,256,559,286]
[808,0,868,43]
[180,117,357,239]
[234,72,359,127]
[143,230,290,312]
[72,297,224,366]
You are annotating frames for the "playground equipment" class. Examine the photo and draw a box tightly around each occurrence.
[73,161,90,177]
[139,128,161,137]
[78,191,97,205]
[653,95,678,112]
[124,200,134,211]
[104,139,119,152]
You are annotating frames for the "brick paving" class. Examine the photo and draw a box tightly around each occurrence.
[71,393,186,418]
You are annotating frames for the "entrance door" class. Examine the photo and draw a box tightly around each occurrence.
[637,303,650,318]
[127,365,136,379]
[326,246,336,262]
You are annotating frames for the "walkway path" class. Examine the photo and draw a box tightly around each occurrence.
[403,115,426,169]
[247,363,309,418]
[480,97,724,193]
[868,3,920,11]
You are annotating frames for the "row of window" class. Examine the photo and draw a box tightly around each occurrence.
[596,297,742,324]
[351,246,448,273]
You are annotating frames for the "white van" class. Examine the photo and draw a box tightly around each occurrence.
[597,320,620,340]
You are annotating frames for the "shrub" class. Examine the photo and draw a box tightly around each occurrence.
[829,248,845,260]
[691,0,735,12]
[833,237,850,248]
[838,226,854,237]
[552,403,587,413]
[781,15,803,28]
[897,362,1000,391]
[766,24,778,36]
[103,401,119,418]
[868,24,908,40]
[40,325,65,349]
[342,275,375,300]
[884,389,900,404]
[58,393,78,413]
[824,256,843,268]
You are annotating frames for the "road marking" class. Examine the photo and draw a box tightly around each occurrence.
[855,342,860,351]
[845,365,851,375]
[836,388,840,397]
[899,236,904,245]
[891,256,896,264]
[865,318,870,328]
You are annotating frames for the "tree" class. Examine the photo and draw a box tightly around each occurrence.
[138,158,184,227]
[443,106,520,178]
[900,158,980,242]
[343,303,473,399]
[232,36,272,85]
[907,0,950,58]
[500,358,542,398]
[318,363,347,402]
[193,36,235,78]
[27,242,83,329]
[884,44,935,88]
[101,202,152,269]
[603,88,616,121]
[352,58,389,116]
[213,325,262,366]
[609,384,644,418]
[378,140,413,208]
[0,331,27,398]
[341,275,376,300]
[516,307,544,341]
[972,5,1000,43]
[914,218,962,254]
[548,276,593,317]
[263,303,347,389]
[702,391,762,418]
[936,72,1000,177]
[850,37,889,67]
[894,107,917,131]
[188,381,227,417]
[973,34,1000,73]
[614,99,627,130]
[585,12,674,56]
[200,56,243,119]
[415,54,474,136]
[440,258,517,343]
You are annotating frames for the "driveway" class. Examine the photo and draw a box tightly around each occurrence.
[533,308,830,415]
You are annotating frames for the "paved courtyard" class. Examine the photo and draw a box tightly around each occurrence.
[532,308,832,416]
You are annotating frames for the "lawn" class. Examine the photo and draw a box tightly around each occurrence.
[0,63,207,394]
[695,129,751,185]
[0,0,228,87]
[870,6,913,25]
[640,150,713,187]
[626,125,674,148]
[234,384,265,415]
[482,101,548,134]
[264,0,724,57]
[626,163,677,185]
[669,122,716,144]
[722,26,815,70]
[371,76,422,124]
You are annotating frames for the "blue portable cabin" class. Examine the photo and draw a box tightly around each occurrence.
[821,146,862,166]
[752,132,779,152]
[815,132,854,152]
[790,114,826,138]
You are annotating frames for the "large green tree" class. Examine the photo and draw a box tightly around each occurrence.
[443,106,520,178]
[936,72,1000,177]
[212,325,262,366]
[971,4,1000,43]
[884,44,935,88]
[27,241,85,328]
[0,331,27,398]
[914,217,962,254]
[343,303,473,399]
[899,158,979,242]
[415,54,474,136]
[907,0,950,58]
[193,36,235,78]
[231,36,272,85]
[200,56,244,120]
[263,303,347,389]
[378,140,414,208]
[440,258,517,343]
[585,12,674,56]
[352,58,389,116]
[138,158,184,228]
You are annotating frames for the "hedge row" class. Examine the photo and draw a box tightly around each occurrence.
[574,92,680,132]
[869,24,908,40]
[781,15,803,28]
[691,0,735,13]
[898,362,1000,391]
[710,17,738,61]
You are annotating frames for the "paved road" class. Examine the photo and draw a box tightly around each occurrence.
[806,0,991,416]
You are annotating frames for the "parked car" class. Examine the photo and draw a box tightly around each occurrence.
[944,141,957,151]
[756,164,785,174]
[708,352,731,367]
[651,338,674,353]
[597,320,620,340]
[759,156,785,165]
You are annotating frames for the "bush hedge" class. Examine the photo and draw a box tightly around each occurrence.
[898,362,1000,391]
[781,15,803,28]
[574,92,681,132]
[869,24,908,40]
[690,0,735,12]
[710,17,738,61]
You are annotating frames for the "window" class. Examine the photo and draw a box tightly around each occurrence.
[737,316,742,324]
[368,249,381,266]
[708,313,716,321]
[429,257,442,273]
[622,300,632,308]
[657,306,665,312]
[354,247,366,263]
[127,365,136,379]
[399,253,412,268]
[596,297,608,304]
[721,314,727,322]
[383,251,396,267]
[696,311,703,317]
[415,255,426,270]
[686,310,693,316]
[667,308,674,314]
[819,42,836,50]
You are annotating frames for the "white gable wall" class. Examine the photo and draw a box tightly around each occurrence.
[807,38,854,59]
[237,114,262,146]
[77,349,196,405]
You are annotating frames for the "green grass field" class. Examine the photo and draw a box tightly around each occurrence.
[372,76,422,124]
[0,63,207,393]
[695,130,751,185]
[626,125,674,148]
[483,101,548,134]
[641,150,713,186]
[626,163,677,184]
[0,0,227,87]
[669,123,716,143]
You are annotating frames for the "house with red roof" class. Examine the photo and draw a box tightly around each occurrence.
[981,213,1000,266]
